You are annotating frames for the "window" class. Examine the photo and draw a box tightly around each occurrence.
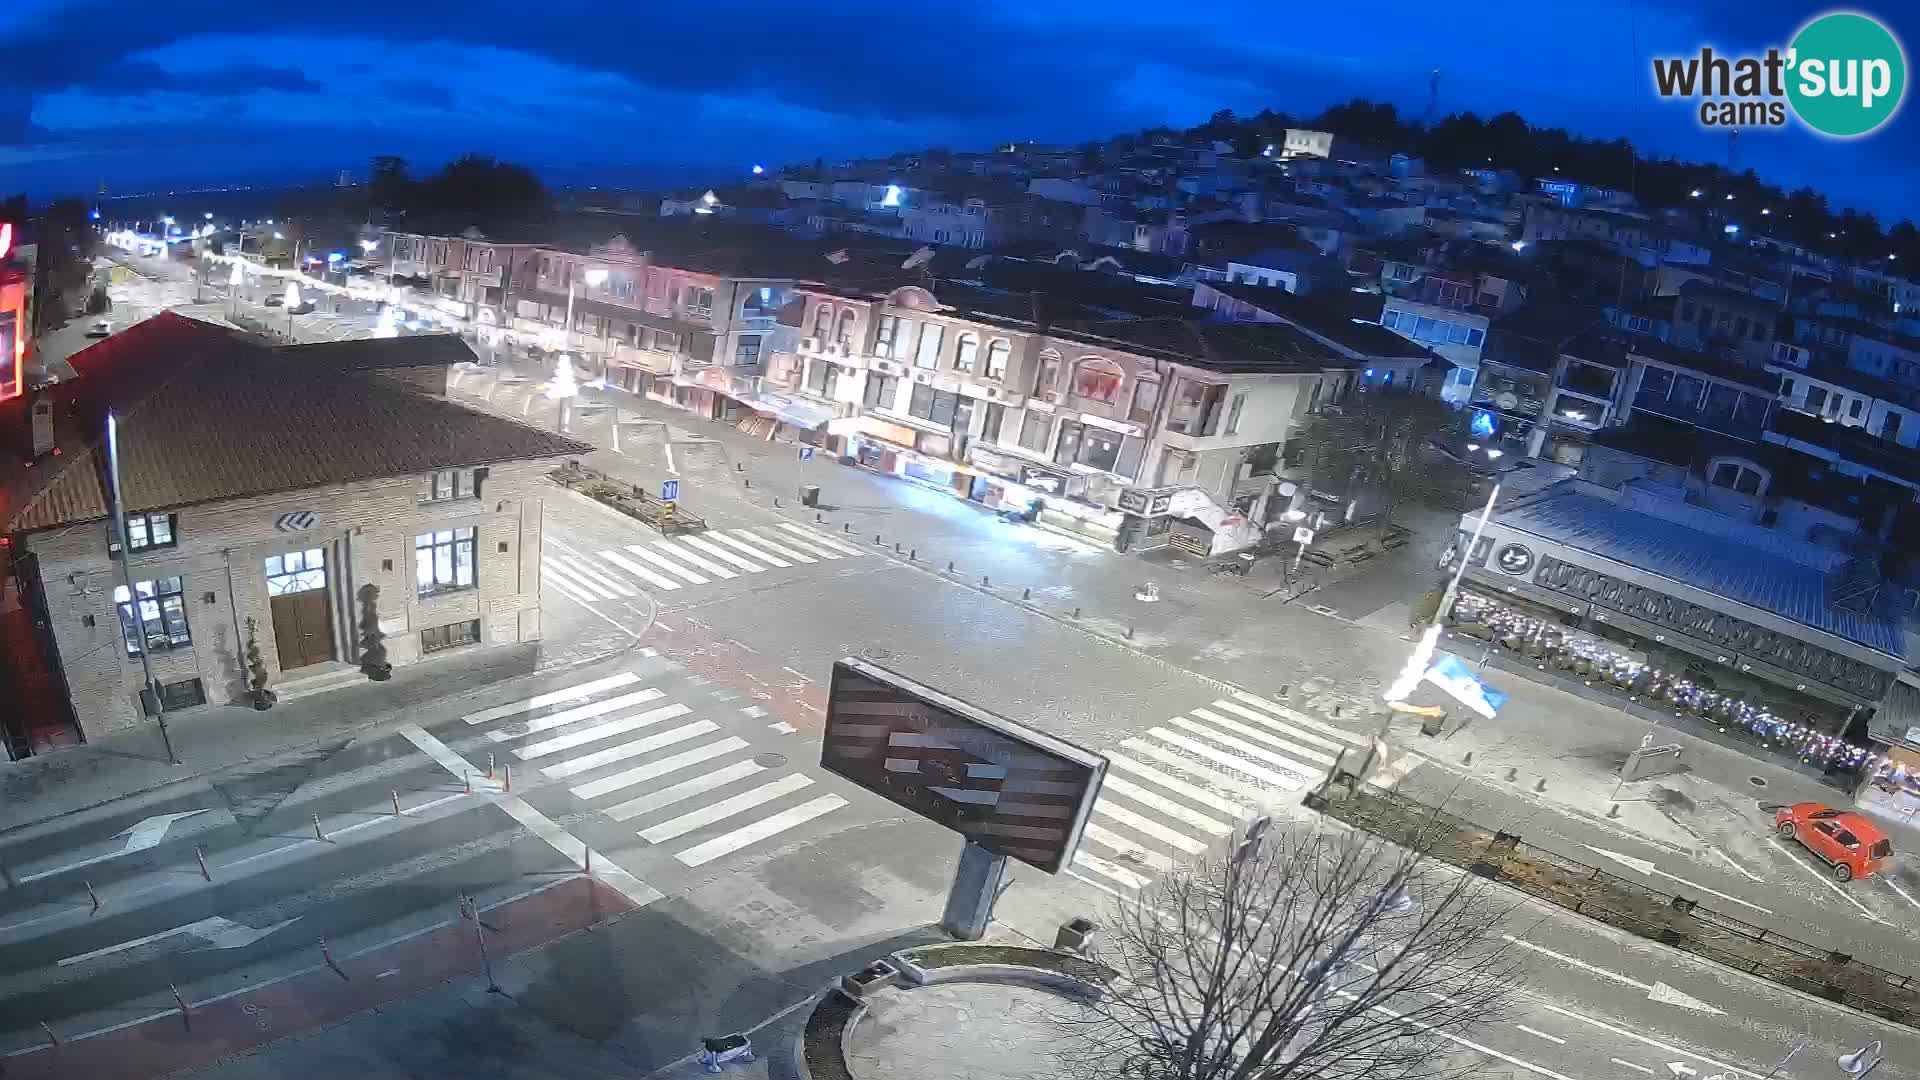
[1625,315,1652,333]
[421,619,481,654]
[1053,420,1084,466]
[908,383,960,427]
[1849,397,1865,420]
[1130,379,1160,422]
[115,576,189,655]
[914,323,944,369]
[160,678,207,709]
[420,469,478,504]
[1733,316,1749,340]
[836,309,857,346]
[1780,377,1796,398]
[1467,328,1485,346]
[1883,411,1904,440]
[806,360,839,399]
[416,527,477,598]
[1414,316,1438,340]
[875,315,900,356]
[985,339,1010,379]
[735,335,763,367]
[954,334,979,373]
[812,304,833,340]
[1805,385,1828,412]
[1561,361,1614,399]
[1078,428,1123,472]
[265,549,326,595]
[1018,410,1053,453]
[740,287,781,320]
[1034,350,1063,396]
[1224,392,1246,434]
[864,373,900,411]
[1381,309,1403,331]
[1072,357,1125,403]
[982,402,1006,443]
[1711,461,1763,495]
[126,512,176,551]
[651,329,680,353]
[685,287,715,317]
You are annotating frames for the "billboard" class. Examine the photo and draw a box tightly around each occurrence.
[820,658,1106,874]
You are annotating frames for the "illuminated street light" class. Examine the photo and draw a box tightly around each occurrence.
[751,163,765,175]
[1511,240,1526,252]
[204,212,213,220]
[1761,208,1771,215]
[1689,189,1702,198]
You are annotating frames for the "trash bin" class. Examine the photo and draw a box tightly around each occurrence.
[800,485,820,508]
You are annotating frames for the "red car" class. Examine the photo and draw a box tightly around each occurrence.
[1774,803,1892,882]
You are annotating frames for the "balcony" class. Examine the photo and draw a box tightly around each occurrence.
[612,344,677,374]
[1766,408,1920,486]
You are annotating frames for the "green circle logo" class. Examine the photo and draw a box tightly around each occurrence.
[1787,11,1907,137]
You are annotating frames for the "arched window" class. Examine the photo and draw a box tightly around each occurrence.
[740,287,782,319]
[836,308,857,345]
[1035,348,1063,395]
[985,339,1011,379]
[812,303,833,340]
[1130,379,1161,421]
[1073,357,1126,403]
[954,334,980,373]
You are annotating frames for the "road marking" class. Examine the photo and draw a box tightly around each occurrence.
[398,723,660,907]
[1072,854,1148,893]
[1612,1060,1656,1075]
[549,552,635,596]
[618,544,712,585]
[1227,692,1368,746]
[604,760,764,821]
[677,534,767,572]
[1712,848,1764,882]
[542,558,616,600]
[542,580,647,639]
[1767,838,1882,922]
[1514,1025,1565,1045]
[755,526,845,560]
[729,528,818,564]
[482,688,665,737]
[1208,699,1348,754]
[1106,754,1251,819]
[1538,1005,1764,1080]
[540,720,719,779]
[1093,801,1210,854]
[595,549,684,591]
[542,572,598,607]
[1082,822,1178,872]
[1099,775,1233,836]
[1583,845,1774,914]
[647,539,737,579]
[1149,726,1309,789]
[1502,935,1724,1014]
[513,704,693,759]
[1119,740,1292,805]
[19,809,210,883]
[640,774,815,843]
[675,794,846,866]
[58,916,298,966]
[702,530,792,567]
[1883,877,1920,913]
[777,523,862,556]
[1190,707,1339,768]
[578,737,751,802]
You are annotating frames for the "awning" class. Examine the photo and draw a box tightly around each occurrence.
[741,392,834,430]
[1869,681,1920,746]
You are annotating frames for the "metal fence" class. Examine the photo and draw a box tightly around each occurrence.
[1311,782,1920,1026]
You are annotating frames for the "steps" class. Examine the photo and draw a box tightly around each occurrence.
[271,662,365,704]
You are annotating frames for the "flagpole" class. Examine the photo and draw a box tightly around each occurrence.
[1382,481,1502,714]
[106,410,178,765]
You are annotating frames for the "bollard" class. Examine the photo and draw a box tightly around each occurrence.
[1462,751,1474,766]
[1072,607,1081,619]
[314,813,328,842]
[894,542,902,553]
[1332,704,1342,717]
[392,790,403,816]
[322,938,349,981]
[1607,803,1621,818]
[1505,767,1518,782]
[817,513,824,523]
[843,522,851,533]
[87,880,102,913]
[464,770,473,796]
[982,575,990,587]
[875,534,882,544]
[1279,684,1290,697]
[171,984,192,1029]
[736,462,744,471]
[773,497,781,508]
[584,847,593,877]
[195,846,212,882]
[948,561,955,572]
[743,478,751,489]
[1534,777,1547,793]
[41,1021,58,1046]
[1022,587,1031,600]
[488,752,496,780]
[504,764,512,792]
[1125,626,1135,640]
[909,549,916,560]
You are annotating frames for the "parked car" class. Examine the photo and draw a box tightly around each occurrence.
[85,319,113,338]
[1774,802,1891,881]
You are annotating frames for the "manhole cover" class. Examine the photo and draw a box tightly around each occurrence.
[1748,776,1768,788]
[753,752,789,768]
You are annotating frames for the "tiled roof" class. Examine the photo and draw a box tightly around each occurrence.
[1494,488,1904,657]
[1048,318,1354,375]
[1203,282,1432,360]
[6,313,590,534]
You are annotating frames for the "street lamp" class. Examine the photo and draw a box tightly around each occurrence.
[565,267,610,382]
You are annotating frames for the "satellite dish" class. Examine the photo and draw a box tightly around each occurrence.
[964,255,990,271]
[825,249,851,265]
[1277,481,1298,497]
[1494,391,1519,411]
[901,246,936,270]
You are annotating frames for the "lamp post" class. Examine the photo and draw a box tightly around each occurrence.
[227,260,244,318]
[105,410,178,766]
[1383,481,1502,717]
[564,267,610,382]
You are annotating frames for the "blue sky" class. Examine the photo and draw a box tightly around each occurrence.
[0,0,1913,224]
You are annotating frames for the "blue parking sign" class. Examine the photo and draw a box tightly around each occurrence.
[661,479,680,502]
[799,446,816,462]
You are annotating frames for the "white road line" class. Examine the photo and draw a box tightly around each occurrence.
[677,534,768,572]
[1073,853,1148,892]
[1712,847,1765,882]
[1120,740,1294,804]
[578,737,752,802]
[675,794,846,866]
[541,572,598,607]
[1163,717,1323,783]
[1227,692,1368,746]
[549,552,635,597]
[1611,1059,1655,1075]
[730,528,819,563]
[1106,754,1251,819]
[1584,845,1776,915]
[777,523,862,556]
[603,760,765,821]
[483,688,666,739]
[1513,1025,1566,1045]
[514,704,694,759]
[596,549,684,591]
[1207,699,1348,754]
[1501,936,1648,990]
[617,544,711,585]
[640,774,815,843]
[648,539,738,579]
[1539,1004,1764,1080]
[1099,775,1233,836]
[540,720,719,779]
[397,723,660,907]
[543,559,615,601]
[56,916,289,967]
[755,526,844,560]
[1093,801,1210,854]
[1082,822,1178,871]
[703,530,794,567]
[1884,877,1920,913]
[1190,707,1339,767]
[1769,838,1881,921]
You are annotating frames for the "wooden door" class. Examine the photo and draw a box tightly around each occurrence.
[269,590,334,670]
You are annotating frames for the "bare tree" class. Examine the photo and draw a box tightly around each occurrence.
[1298,387,1475,524]
[1062,821,1525,1080]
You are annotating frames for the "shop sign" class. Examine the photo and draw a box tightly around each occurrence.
[859,417,921,448]
[1020,466,1066,494]
[1116,488,1177,516]
[1494,543,1534,575]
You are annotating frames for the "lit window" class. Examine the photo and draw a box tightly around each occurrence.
[954,334,979,373]
[985,339,1011,379]
[420,470,477,503]
[114,576,190,655]
[125,513,176,551]
[421,619,481,654]
[416,528,477,598]
[265,549,327,596]
[1073,357,1125,403]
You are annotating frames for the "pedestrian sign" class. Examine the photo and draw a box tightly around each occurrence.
[800,446,816,462]
[661,479,680,502]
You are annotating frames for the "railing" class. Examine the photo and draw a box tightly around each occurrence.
[1632,388,1766,440]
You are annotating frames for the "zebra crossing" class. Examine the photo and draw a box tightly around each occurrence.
[540,523,865,606]
[458,670,849,868]
[1070,691,1418,893]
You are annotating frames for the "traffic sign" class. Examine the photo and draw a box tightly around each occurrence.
[800,446,816,462]
[1292,526,1315,545]
[661,479,680,502]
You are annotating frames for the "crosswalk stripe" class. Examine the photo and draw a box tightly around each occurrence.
[541,572,599,607]
[640,773,815,843]
[549,552,635,597]
[1106,754,1252,818]
[1191,707,1339,768]
[648,539,738,579]
[1099,775,1235,836]
[618,544,711,584]
[1082,822,1178,871]
[678,533,771,572]
[543,559,615,601]
[514,704,694,759]
[1208,700,1349,754]
[1164,718,1323,783]
[707,530,800,566]
[1123,737,1299,801]
[754,526,845,560]
[483,688,665,739]
[574,737,751,801]
[675,794,847,867]
[1228,692,1368,746]
[596,549,684,591]
[602,760,765,821]
[776,523,862,557]
[732,528,820,563]
[1093,801,1210,854]
[541,720,720,780]
[1073,851,1148,892]
[462,672,642,724]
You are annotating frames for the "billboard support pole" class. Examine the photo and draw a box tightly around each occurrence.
[941,840,1008,941]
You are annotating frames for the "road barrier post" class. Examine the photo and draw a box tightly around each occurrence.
[195,846,212,881]
[86,881,101,912]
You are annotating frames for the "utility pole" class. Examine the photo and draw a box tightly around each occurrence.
[105,410,178,766]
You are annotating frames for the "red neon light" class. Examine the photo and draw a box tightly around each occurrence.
[0,223,11,262]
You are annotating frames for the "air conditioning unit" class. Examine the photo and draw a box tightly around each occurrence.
[915,372,931,383]
[986,388,1000,399]
[1044,391,1061,403]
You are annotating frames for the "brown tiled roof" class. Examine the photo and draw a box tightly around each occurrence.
[275,333,477,370]
[7,313,590,534]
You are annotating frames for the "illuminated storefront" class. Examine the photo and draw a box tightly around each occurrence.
[1,221,27,403]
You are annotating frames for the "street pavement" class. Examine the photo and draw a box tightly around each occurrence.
[14,285,1920,1077]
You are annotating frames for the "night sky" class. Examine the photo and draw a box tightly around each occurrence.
[1,1,1914,223]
